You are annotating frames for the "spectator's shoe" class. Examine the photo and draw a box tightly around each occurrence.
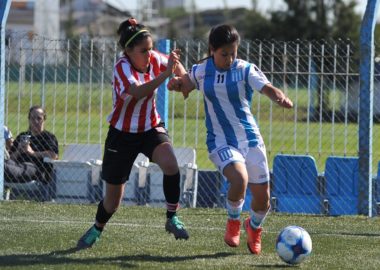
[76,226,102,250]
[244,218,262,254]
[165,215,189,240]
[224,219,241,247]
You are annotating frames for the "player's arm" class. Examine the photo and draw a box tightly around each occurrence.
[168,74,195,99]
[261,84,293,109]
[129,49,180,100]
[172,53,187,77]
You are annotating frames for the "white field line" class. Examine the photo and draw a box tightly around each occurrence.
[1,217,379,239]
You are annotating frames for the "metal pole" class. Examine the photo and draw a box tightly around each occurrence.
[358,0,380,216]
[157,39,170,127]
[0,0,12,200]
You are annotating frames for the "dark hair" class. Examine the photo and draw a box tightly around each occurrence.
[28,105,46,120]
[117,18,151,49]
[209,24,240,52]
[198,24,241,63]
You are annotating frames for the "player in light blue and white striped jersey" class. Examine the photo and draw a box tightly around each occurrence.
[168,24,293,255]
[190,56,269,152]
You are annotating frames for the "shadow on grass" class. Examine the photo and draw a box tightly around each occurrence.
[0,248,235,268]
[316,231,380,237]
[254,264,296,268]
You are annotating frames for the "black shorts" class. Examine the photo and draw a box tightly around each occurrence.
[101,123,170,185]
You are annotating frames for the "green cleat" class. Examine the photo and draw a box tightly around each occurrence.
[76,226,102,250]
[165,215,189,240]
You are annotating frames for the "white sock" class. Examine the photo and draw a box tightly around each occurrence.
[249,208,270,229]
[226,199,244,220]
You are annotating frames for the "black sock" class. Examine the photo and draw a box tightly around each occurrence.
[163,172,180,219]
[95,200,114,225]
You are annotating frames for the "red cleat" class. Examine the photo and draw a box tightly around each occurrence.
[244,218,262,254]
[224,219,241,247]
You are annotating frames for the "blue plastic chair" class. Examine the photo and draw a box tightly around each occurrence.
[272,154,322,214]
[324,156,359,215]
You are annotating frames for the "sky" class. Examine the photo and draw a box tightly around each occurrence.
[195,0,369,14]
[109,0,372,19]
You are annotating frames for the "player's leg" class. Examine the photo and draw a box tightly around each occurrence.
[143,124,189,240]
[243,144,271,255]
[222,161,248,247]
[77,126,137,250]
[152,142,189,240]
[77,183,125,250]
[209,145,247,247]
[244,182,270,254]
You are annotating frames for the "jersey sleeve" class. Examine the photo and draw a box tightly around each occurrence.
[247,64,270,93]
[153,50,168,73]
[188,64,200,90]
[113,60,137,98]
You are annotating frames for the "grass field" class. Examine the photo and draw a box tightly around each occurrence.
[0,201,379,270]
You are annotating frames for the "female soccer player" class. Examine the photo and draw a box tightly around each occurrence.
[168,24,293,254]
[77,18,189,250]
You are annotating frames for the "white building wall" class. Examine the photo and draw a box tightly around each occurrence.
[34,0,60,39]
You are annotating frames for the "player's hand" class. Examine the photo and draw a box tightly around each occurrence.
[276,96,293,108]
[18,141,34,155]
[167,49,181,75]
[168,77,181,91]
[168,77,189,99]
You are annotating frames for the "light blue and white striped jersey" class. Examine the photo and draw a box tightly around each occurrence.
[189,57,270,152]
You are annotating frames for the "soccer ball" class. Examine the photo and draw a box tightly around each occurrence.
[276,225,312,265]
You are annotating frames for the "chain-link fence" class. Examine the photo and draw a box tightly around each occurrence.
[3,33,380,215]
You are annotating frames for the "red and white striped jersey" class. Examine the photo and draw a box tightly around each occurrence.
[107,50,168,133]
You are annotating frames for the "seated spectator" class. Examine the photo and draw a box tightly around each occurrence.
[4,105,59,184]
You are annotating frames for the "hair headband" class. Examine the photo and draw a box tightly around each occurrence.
[125,29,149,48]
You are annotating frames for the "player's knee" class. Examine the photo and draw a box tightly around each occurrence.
[160,162,179,175]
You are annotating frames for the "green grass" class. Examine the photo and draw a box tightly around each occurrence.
[0,201,379,269]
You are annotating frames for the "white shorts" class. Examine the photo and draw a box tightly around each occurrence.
[209,144,270,184]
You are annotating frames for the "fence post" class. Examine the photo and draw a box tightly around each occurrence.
[359,0,380,217]
[157,39,170,126]
[0,0,12,200]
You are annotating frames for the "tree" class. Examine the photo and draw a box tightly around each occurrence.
[331,0,361,41]
[253,0,361,121]
[63,0,75,39]
[242,10,273,40]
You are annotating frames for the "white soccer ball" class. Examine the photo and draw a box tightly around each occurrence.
[276,225,312,265]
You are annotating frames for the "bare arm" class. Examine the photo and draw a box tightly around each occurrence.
[261,84,293,109]
[167,74,195,99]
[129,69,172,100]
[128,49,181,100]
[173,57,187,77]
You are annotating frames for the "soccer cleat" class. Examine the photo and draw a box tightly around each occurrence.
[76,225,102,250]
[165,215,189,240]
[224,219,241,247]
[244,218,262,254]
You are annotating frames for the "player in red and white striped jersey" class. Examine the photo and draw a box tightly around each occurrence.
[108,47,167,132]
[77,18,189,250]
